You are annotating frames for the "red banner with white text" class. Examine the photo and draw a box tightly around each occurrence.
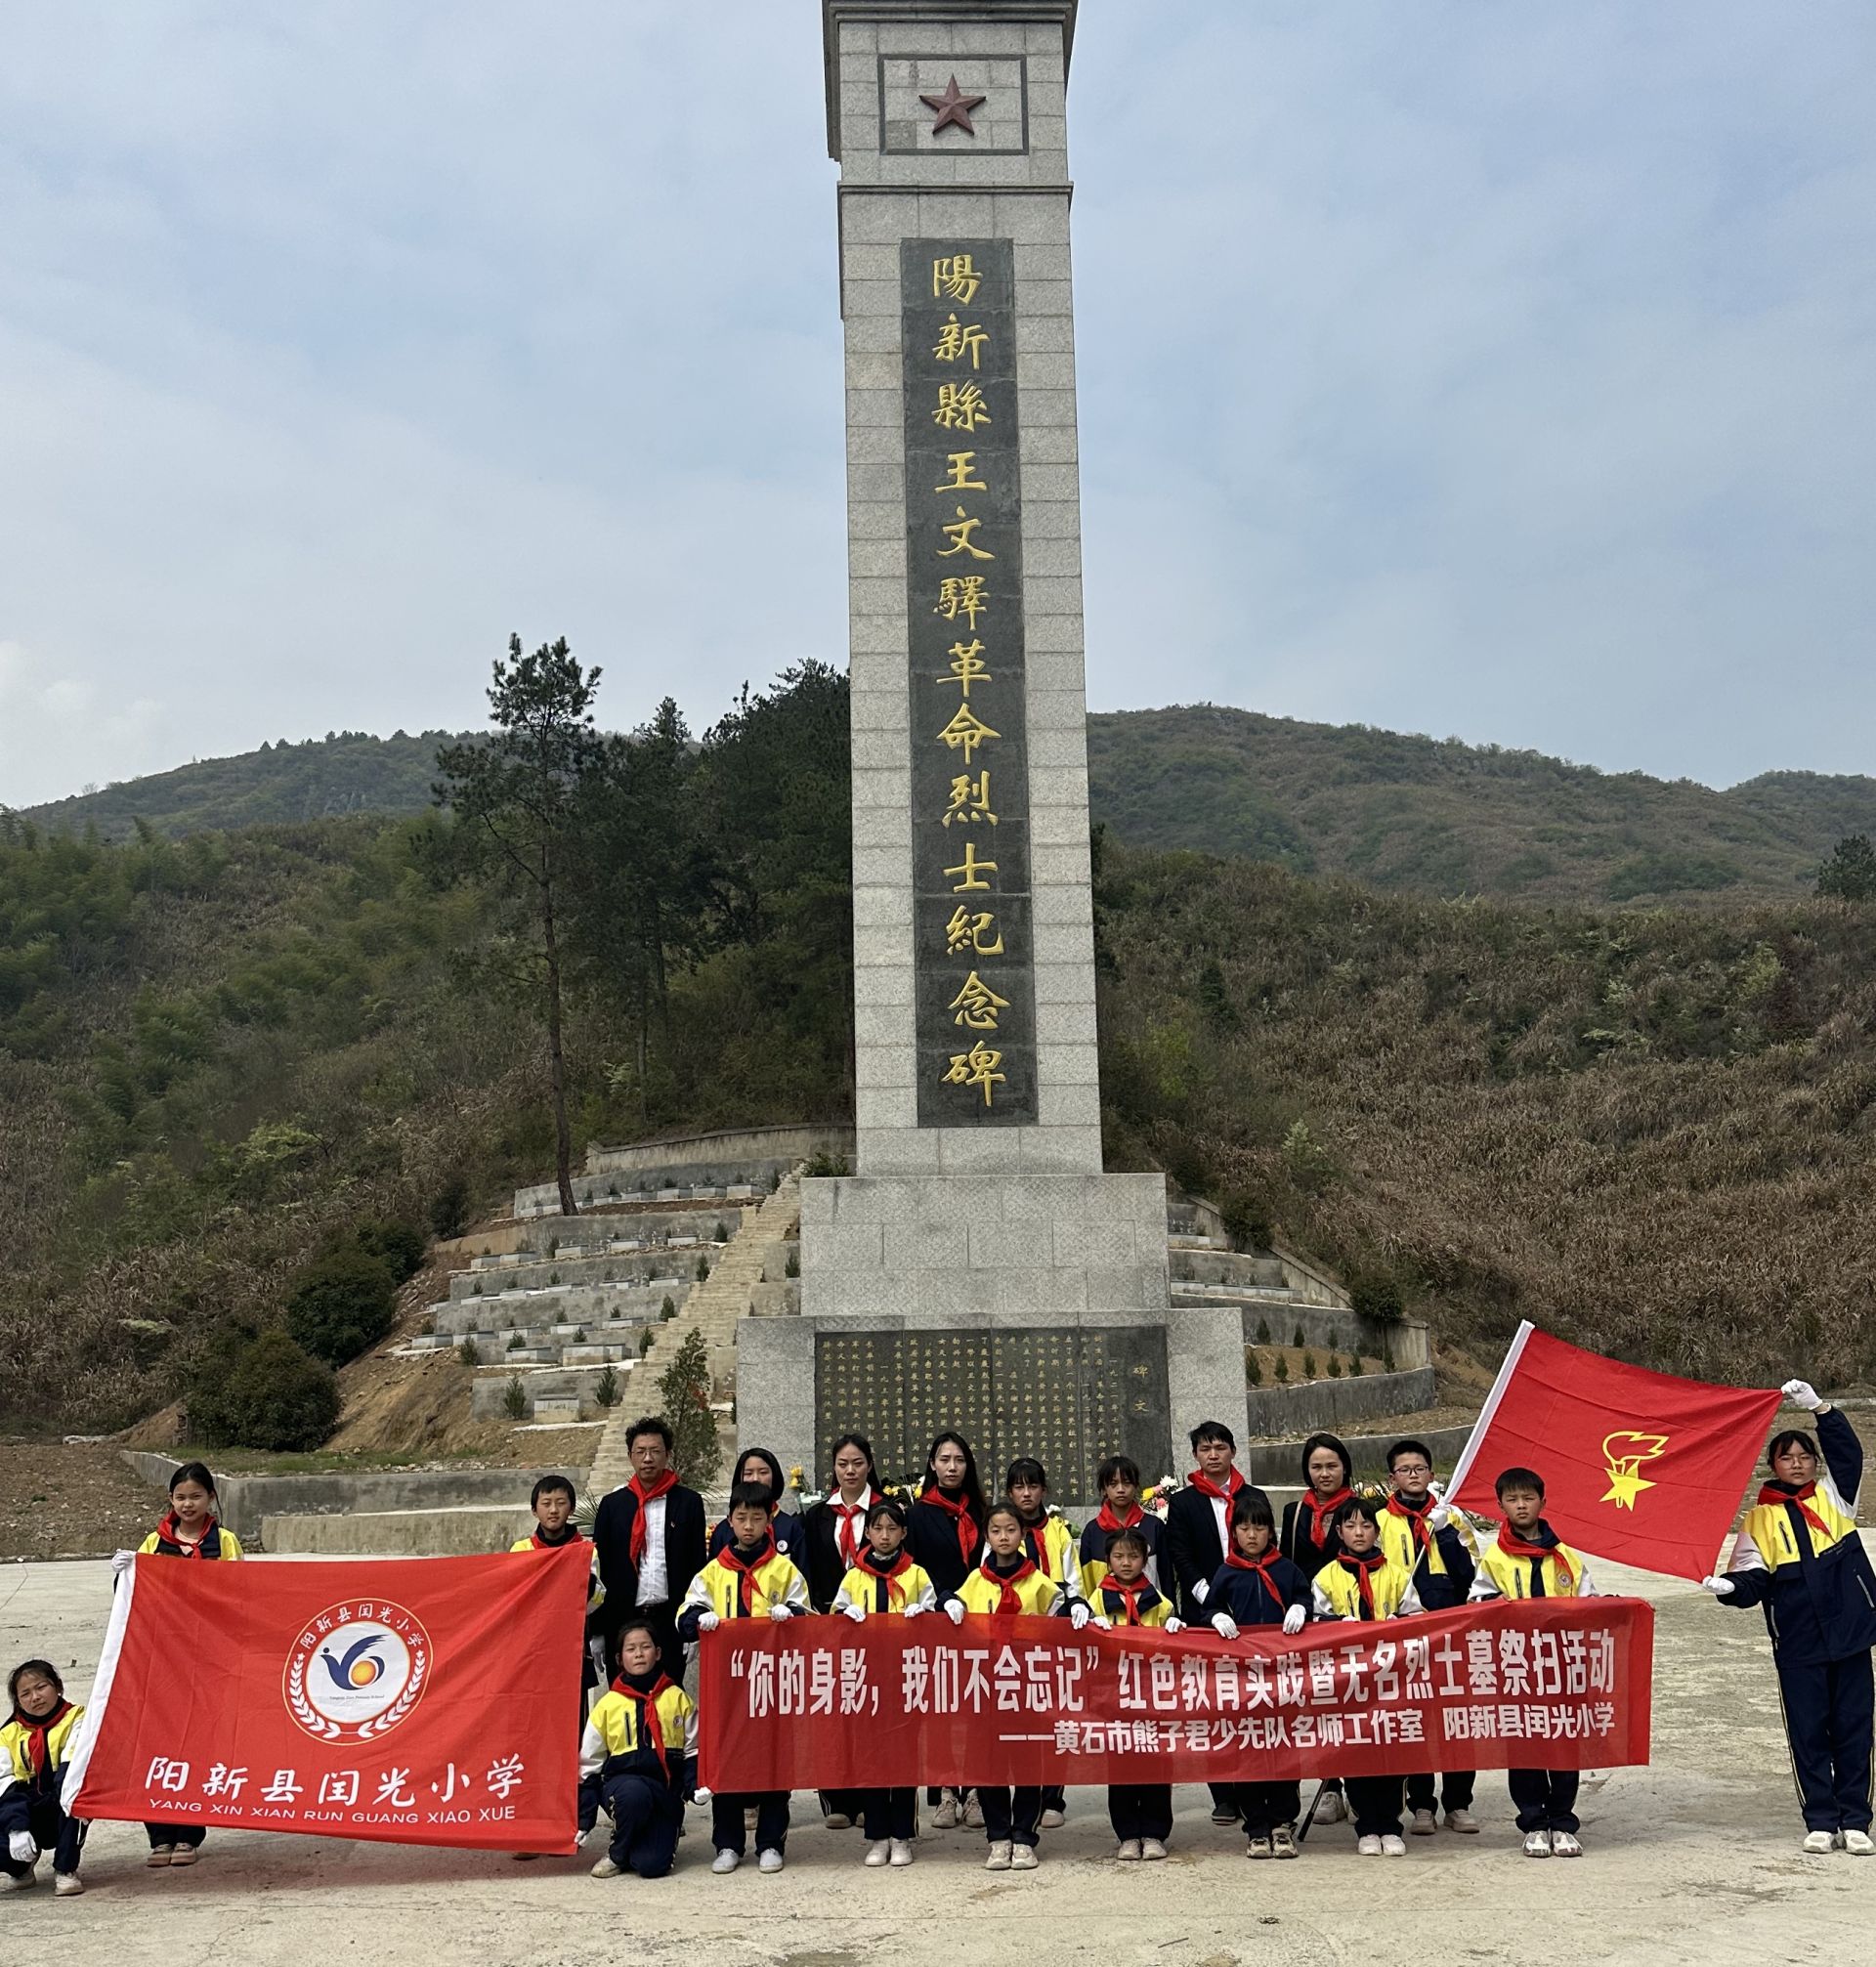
[65,1547,589,1851]
[699,1602,1652,1789]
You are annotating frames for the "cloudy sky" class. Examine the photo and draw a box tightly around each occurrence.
[3,1,1871,808]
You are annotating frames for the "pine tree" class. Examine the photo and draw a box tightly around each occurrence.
[658,1329,722,1490]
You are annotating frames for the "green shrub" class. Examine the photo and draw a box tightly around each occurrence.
[506,1331,525,1351]
[1274,1354,1289,1384]
[191,1331,339,1452]
[595,1364,621,1408]
[429,1173,471,1240]
[501,1375,528,1420]
[356,1218,426,1284]
[695,1254,710,1282]
[548,1269,560,1285]
[1301,1350,1316,1379]
[1292,1322,1304,1348]
[1351,1270,1406,1323]
[657,1328,722,1489]
[284,1245,398,1366]
[638,1328,655,1356]
[785,1246,800,1279]
[1327,1353,1342,1378]
[458,1338,480,1366]
[1255,1316,1270,1344]
[1246,1350,1262,1387]
[801,1152,849,1178]
[1383,1341,1396,1373]
[661,1295,676,1321]
[1219,1188,1273,1250]
[1347,1351,1363,1378]
[714,1219,729,1242]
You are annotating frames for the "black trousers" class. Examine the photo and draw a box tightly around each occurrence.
[144,1819,207,1850]
[0,1796,86,1877]
[1346,1775,1403,1839]
[861,1788,917,1841]
[1231,1780,1300,1834]
[1778,1649,1875,1832]
[712,1791,789,1856]
[601,1774,681,1877]
[1407,1769,1476,1814]
[977,1785,1042,1848]
[1509,1768,1580,1833]
[1107,1784,1172,1842]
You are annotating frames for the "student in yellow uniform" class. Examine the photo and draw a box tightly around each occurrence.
[511,1475,607,1705]
[1088,1528,1183,1860]
[1468,1467,1597,1857]
[834,1498,935,1867]
[137,1461,241,1867]
[943,1503,1092,1870]
[1311,1497,1422,1856]
[2,1660,87,1896]
[1004,1459,1083,1827]
[678,1481,810,1874]
[577,1618,696,1879]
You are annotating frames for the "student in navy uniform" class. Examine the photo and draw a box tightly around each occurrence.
[592,1417,708,1685]
[137,1461,242,1866]
[1087,1528,1183,1860]
[1,1660,87,1896]
[1378,1438,1479,1835]
[1077,1453,1165,1597]
[1164,1420,1248,1825]
[1004,1458,1083,1828]
[1705,1378,1876,1856]
[577,1618,696,1881]
[707,1447,806,1561]
[1277,1431,1356,1825]
[908,1431,988,1829]
[1205,1487,1312,1858]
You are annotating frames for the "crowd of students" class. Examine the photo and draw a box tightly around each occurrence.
[5,1377,1871,1896]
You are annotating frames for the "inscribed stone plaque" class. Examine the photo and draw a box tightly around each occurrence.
[903,237,1039,1126]
[814,1325,1170,1499]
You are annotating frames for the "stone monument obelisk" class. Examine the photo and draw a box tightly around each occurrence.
[737,0,1247,1503]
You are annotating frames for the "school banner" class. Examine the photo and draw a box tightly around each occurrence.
[698,1600,1653,1789]
[1446,1321,1783,1579]
[64,1546,589,1851]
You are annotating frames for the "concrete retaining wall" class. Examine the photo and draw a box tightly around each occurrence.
[585,1125,854,1180]
[262,1505,539,1556]
[1222,1301,1430,1373]
[1243,1366,1436,1440]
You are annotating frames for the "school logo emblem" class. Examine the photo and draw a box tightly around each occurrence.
[284,1601,432,1742]
[1600,1431,1670,1511]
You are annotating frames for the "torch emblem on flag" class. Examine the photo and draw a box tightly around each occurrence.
[1600,1431,1669,1510]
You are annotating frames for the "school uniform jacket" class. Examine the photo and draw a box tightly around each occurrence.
[576,1678,695,1825]
[592,1482,707,1646]
[832,1556,938,1617]
[1279,1496,1348,1582]
[1311,1553,1423,1622]
[1470,1525,1595,1602]
[907,1495,984,1599]
[675,1545,811,1638]
[801,1490,886,1610]
[1020,1514,1085,1601]
[510,1530,607,1613]
[1376,1496,1477,1611]
[948,1562,1067,1618]
[1089,1575,1176,1630]
[1723,1406,1876,1666]
[1077,1512,1164,1598]
[1165,1485,1236,1620]
[707,1509,807,1562]
[138,1523,243,1559]
[1,1702,84,1822]
[1204,1555,1313,1627]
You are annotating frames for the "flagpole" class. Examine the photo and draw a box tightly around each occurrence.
[61,1552,138,1812]
[1443,1319,1535,1503]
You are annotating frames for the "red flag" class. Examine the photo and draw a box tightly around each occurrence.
[64,1545,589,1851]
[1447,1321,1781,1580]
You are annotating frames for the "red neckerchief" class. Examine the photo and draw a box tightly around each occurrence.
[1303,1486,1355,1548]
[715,1535,776,1614]
[156,1512,218,1558]
[1223,1546,1286,1610]
[611,1672,675,1771]
[831,1490,874,1568]
[1759,1481,1835,1546]
[13,1699,72,1782]
[1098,1574,1161,1626]
[1188,1468,1244,1507]
[1020,1515,1059,1577]
[919,1484,979,1567]
[1095,1500,1145,1535]
[1497,1526,1573,1594]
[529,1525,582,1551]
[1385,1491,1435,1551]
[1335,1548,1386,1618]
[627,1470,678,1567]
[979,1555,1038,1615]
[860,1547,917,1610]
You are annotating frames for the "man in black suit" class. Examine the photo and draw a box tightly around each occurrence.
[1164,1419,1250,1826]
[592,1415,708,1684]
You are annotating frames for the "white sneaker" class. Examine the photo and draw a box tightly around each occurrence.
[1802,1829,1834,1854]
[1551,1831,1582,1857]
[888,1839,914,1867]
[1410,1809,1437,1836]
[54,1873,84,1897]
[1523,1829,1553,1858]
[1010,1844,1039,1870]
[932,1795,959,1830]
[985,1840,1012,1871]
[1141,1837,1168,1861]
[963,1794,983,1828]
[711,1848,741,1874]
[863,1840,891,1867]
[0,1870,31,1892]
[1040,1808,1065,1829]
[1381,1834,1407,1856]
[1446,1808,1480,1834]
[1116,1838,1142,1861]
[1318,1790,1348,1823]
[589,1856,621,1878]
[757,1848,785,1874]
[1356,1834,1383,1856]
[1844,1829,1874,1857]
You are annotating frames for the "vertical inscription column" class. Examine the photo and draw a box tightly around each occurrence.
[904,239,1038,1126]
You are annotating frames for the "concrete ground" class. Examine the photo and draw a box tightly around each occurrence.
[3,1551,1870,1967]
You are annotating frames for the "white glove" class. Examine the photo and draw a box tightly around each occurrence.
[766,1603,792,1622]
[697,1610,720,1633]
[10,1830,38,1862]
[1211,1613,1240,1641]
[1700,1575,1736,1597]
[110,1548,137,1578]
[1092,1614,1113,1630]
[944,1600,965,1625]
[692,1786,712,1806]
[1069,1601,1091,1630]
[1282,1603,1307,1634]
[1428,1504,1452,1531]
[1164,1617,1185,1634]
[903,1603,927,1620]
[1783,1379,1823,1412]
[1191,1578,1210,1604]
[842,1604,867,1623]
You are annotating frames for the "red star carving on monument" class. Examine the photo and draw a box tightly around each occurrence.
[920,74,986,138]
